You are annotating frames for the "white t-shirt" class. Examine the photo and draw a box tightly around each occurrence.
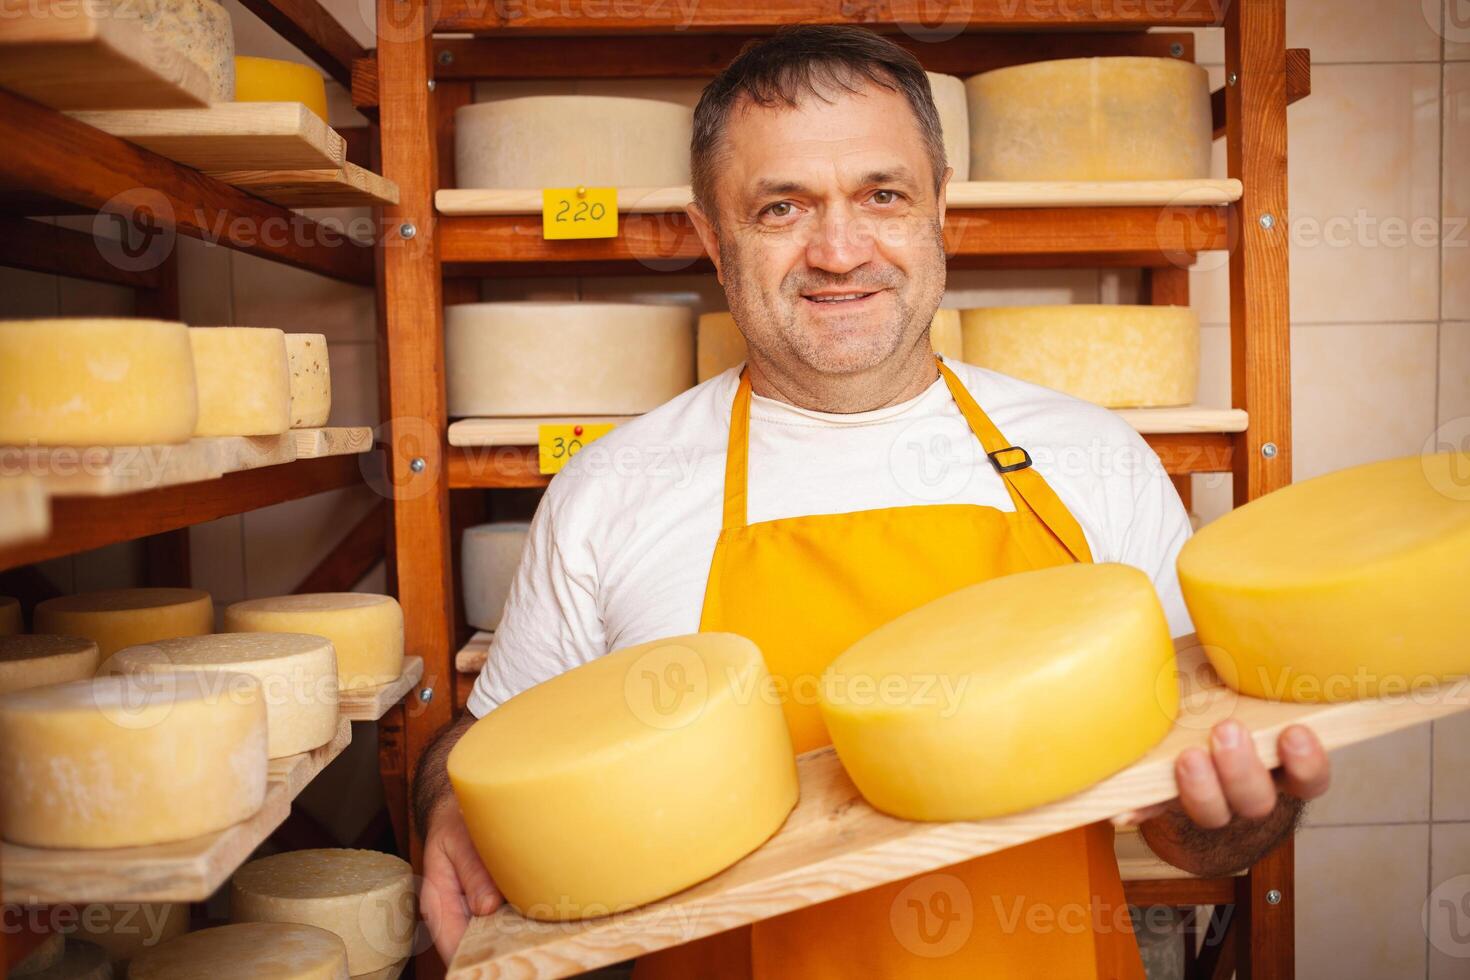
[467,361,1195,717]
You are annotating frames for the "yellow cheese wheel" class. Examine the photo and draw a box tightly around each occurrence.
[189,327,292,437]
[461,522,529,631]
[1178,453,1470,702]
[104,633,339,758]
[454,95,692,189]
[960,304,1199,407]
[0,319,198,446]
[926,72,970,180]
[15,938,111,979]
[929,308,963,362]
[230,849,414,974]
[696,310,965,383]
[0,673,268,848]
[965,57,1211,181]
[142,0,236,101]
[34,588,213,659]
[285,333,332,429]
[1,594,21,634]
[821,563,1178,821]
[234,56,329,122]
[445,303,694,416]
[130,922,349,980]
[0,635,101,696]
[223,594,403,692]
[66,903,189,967]
[449,633,798,920]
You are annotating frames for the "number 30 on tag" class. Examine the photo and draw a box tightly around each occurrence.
[542,187,617,240]
[538,423,616,475]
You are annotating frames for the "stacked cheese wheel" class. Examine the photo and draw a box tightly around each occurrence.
[462,522,530,631]
[224,593,405,692]
[66,903,191,970]
[130,922,350,979]
[0,635,100,695]
[926,72,970,180]
[234,56,329,121]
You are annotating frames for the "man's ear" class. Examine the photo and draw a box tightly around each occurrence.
[936,165,953,226]
[686,201,723,284]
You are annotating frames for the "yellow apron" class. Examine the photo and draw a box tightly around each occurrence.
[635,361,1146,980]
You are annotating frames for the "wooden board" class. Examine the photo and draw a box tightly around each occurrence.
[447,417,634,448]
[0,477,48,547]
[340,657,425,721]
[202,434,299,474]
[447,637,1470,979]
[1115,407,1250,434]
[456,631,493,674]
[12,442,223,497]
[210,162,400,207]
[293,426,375,458]
[0,719,351,903]
[67,103,345,172]
[0,1,211,110]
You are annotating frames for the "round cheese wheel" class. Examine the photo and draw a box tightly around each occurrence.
[0,672,268,848]
[445,303,695,416]
[142,0,235,101]
[34,588,213,659]
[130,922,349,980]
[234,56,329,122]
[820,563,1178,821]
[454,95,692,189]
[16,938,111,979]
[230,848,414,974]
[0,319,198,446]
[926,72,970,181]
[104,633,339,758]
[285,334,332,429]
[929,308,963,362]
[351,960,405,980]
[1,594,22,634]
[449,632,798,920]
[462,522,529,631]
[12,932,63,976]
[223,594,403,692]
[0,635,101,696]
[67,903,189,967]
[189,327,292,437]
[960,304,1199,407]
[965,57,1211,180]
[1178,453,1470,702]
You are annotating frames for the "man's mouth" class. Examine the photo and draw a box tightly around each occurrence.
[802,290,881,305]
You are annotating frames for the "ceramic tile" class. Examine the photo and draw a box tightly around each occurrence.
[1304,723,1432,826]
[56,278,133,317]
[231,251,376,343]
[325,340,380,427]
[1434,710,1470,821]
[1445,65,1470,321]
[242,485,381,597]
[1171,0,1440,66]
[578,274,728,315]
[70,541,145,592]
[189,515,246,618]
[1429,822,1470,977]
[0,266,59,318]
[942,268,1100,309]
[176,236,234,325]
[1441,322,1470,427]
[1446,0,1470,59]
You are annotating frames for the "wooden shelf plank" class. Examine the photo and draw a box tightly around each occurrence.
[294,426,376,458]
[457,631,492,674]
[1115,407,1249,434]
[448,637,1470,979]
[0,719,352,903]
[0,477,48,548]
[211,162,400,208]
[68,103,345,172]
[234,0,366,89]
[340,657,425,721]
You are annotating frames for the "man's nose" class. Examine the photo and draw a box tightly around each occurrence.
[803,203,877,275]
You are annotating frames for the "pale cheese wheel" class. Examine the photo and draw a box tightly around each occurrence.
[285,334,332,429]
[16,939,111,979]
[965,57,1211,181]
[12,932,64,976]
[960,304,1199,407]
[67,903,189,967]
[821,563,1178,821]
[0,672,268,848]
[34,588,213,659]
[445,303,694,416]
[929,308,963,362]
[223,594,403,692]
[230,849,414,974]
[1178,453,1470,702]
[462,522,529,631]
[351,960,405,980]
[234,56,328,122]
[140,0,235,101]
[130,923,348,980]
[1,594,21,634]
[454,95,692,189]
[104,633,338,758]
[0,319,198,446]
[449,632,797,920]
[926,72,970,180]
[0,635,101,696]
[695,310,965,383]
[188,327,291,437]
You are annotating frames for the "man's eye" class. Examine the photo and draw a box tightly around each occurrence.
[872,190,899,205]
[763,202,794,218]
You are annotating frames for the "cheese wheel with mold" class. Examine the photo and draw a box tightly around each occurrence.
[1,594,21,634]
[104,633,339,758]
[462,522,529,631]
[0,635,101,696]
[130,922,348,980]
[449,632,797,920]
[285,334,332,429]
[230,848,414,974]
[66,903,189,967]
[926,72,970,180]
[454,95,692,188]
[445,303,694,416]
[140,0,236,101]
[223,594,403,692]
[189,327,291,437]
[0,673,268,848]
[234,56,328,122]
[0,319,198,446]
[34,588,213,659]
[15,938,111,979]
[965,57,1211,181]
[960,304,1199,408]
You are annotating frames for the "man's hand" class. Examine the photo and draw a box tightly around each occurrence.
[421,798,503,964]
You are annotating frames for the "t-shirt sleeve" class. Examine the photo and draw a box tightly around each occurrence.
[1110,431,1196,638]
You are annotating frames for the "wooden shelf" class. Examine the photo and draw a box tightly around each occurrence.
[340,657,425,721]
[0,477,47,548]
[68,103,345,172]
[0,719,352,904]
[456,631,492,674]
[212,161,400,208]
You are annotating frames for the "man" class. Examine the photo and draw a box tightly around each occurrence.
[415,26,1331,976]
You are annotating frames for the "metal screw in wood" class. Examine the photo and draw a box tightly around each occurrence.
[410,457,426,472]
[1266,889,1282,905]
[1261,442,1278,459]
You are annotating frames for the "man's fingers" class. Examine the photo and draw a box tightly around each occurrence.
[1276,724,1332,800]
[1176,745,1232,829]
[420,845,471,964]
[448,828,503,917]
[1209,719,1278,821]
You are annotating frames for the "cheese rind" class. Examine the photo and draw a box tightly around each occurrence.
[0,319,198,446]
[965,57,1211,181]
[16,938,111,979]
[461,522,529,631]
[449,632,798,920]
[66,903,189,967]
[820,563,1178,821]
[104,633,339,758]
[0,673,268,848]
[189,327,292,437]
[33,588,213,659]
[1178,453,1470,702]
[142,0,236,101]
[1,594,21,635]
[0,635,101,696]
[234,56,328,122]
[230,848,414,974]
[223,594,403,692]
[445,303,695,416]
[926,72,970,180]
[696,310,965,383]
[130,922,349,980]
[285,334,332,429]
[960,304,1199,407]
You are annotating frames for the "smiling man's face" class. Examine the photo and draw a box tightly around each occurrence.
[690,76,950,402]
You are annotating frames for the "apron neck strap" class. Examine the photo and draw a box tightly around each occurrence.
[722,370,754,531]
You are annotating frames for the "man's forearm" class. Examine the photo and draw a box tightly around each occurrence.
[1138,791,1304,878]
[413,714,474,836]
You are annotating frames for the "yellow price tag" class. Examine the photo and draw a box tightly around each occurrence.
[542,186,618,240]
[538,423,617,475]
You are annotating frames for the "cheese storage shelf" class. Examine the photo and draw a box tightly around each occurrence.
[340,656,426,721]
